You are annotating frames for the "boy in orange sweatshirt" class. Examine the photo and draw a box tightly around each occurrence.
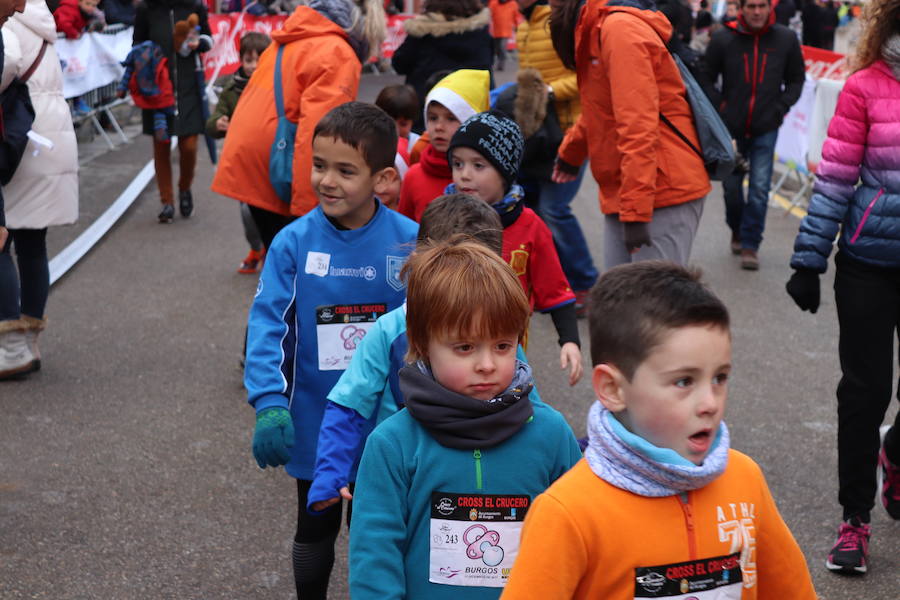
[502,262,817,600]
[398,69,489,222]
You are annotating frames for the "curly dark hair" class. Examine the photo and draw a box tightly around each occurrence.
[853,0,900,72]
[423,0,484,19]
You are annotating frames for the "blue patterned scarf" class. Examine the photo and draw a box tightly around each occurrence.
[584,402,730,497]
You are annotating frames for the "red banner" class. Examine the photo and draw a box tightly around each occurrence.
[205,14,288,80]
[802,45,848,80]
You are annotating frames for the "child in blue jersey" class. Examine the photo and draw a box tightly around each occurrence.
[309,193,546,513]
[348,240,582,600]
[244,101,419,600]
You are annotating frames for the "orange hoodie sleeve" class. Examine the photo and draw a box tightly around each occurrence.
[557,111,589,168]
[599,14,662,222]
[289,45,361,217]
[501,492,589,599]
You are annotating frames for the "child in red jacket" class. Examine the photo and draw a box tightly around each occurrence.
[398,69,489,222]
[54,0,104,39]
[448,111,583,388]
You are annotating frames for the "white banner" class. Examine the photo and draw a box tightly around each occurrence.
[775,74,816,168]
[56,28,133,99]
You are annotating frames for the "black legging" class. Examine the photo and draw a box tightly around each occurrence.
[293,479,353,599]
[0,228,49,321]
[247,205,295,250]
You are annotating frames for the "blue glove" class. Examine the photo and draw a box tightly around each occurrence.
[252,407,295,468]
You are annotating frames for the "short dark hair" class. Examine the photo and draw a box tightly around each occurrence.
[423,69,454,98]
[418,193,503,256]
[375,84,420,122]
[313,102,397,173]
[239,32,270,57]
[423,0,483,19]
[739,0,770,6]
[588,262,730,380]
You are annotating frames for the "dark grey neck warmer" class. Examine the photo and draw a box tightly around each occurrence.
[400,360,535,450]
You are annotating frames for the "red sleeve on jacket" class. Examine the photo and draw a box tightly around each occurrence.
[54,0,86,39]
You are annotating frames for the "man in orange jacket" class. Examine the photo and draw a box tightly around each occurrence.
[550,0,711,269]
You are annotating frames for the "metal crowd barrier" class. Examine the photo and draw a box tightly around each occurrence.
[60,23,135,149]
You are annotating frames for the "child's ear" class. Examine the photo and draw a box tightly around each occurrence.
[373,167,398,196]
[592,364,627,413]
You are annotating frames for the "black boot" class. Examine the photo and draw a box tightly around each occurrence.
[158,203,175,224]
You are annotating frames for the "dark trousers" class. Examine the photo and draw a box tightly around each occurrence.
[0,228,49,321]
[247,205,294,250]
[834,252,900,521]
[293,478,352,599]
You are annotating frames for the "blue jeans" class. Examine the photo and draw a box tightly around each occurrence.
[533,165,599,291]
[722,129,778,251]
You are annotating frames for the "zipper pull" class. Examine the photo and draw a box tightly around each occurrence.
[473,449,483,490]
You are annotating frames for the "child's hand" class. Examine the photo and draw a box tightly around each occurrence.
[252,407,295,468]
[0,226,7,248]
[216,115,230,132]
[310,486,352,512]
[559,342,583,386]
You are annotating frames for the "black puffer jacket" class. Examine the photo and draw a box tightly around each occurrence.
[391,8,493,104]
[703,11,805,138]
[133,0,212,137]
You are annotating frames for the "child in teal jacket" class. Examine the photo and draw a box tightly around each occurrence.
[349,239,581,599]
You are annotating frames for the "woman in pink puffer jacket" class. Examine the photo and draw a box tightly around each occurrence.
[786,0,900,577]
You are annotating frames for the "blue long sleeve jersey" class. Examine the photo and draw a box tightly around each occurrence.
[309,305,543,509]
[244,203,418,480]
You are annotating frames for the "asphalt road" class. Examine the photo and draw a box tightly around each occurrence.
[1,70,898,599]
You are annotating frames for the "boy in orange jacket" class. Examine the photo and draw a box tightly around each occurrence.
[502,262,817,600]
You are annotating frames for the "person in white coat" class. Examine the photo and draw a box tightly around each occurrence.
[0,0,77,380]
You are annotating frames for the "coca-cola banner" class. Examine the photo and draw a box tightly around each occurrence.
[205,14,288,80]
[802,45,848,81]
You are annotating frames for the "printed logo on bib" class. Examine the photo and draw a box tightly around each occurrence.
[315,303,386,370]
[634,553,742,599]
[429,492,529,588]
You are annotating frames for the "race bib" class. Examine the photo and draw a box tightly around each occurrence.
[315,303,386,370]
[634,553,742,599]
[429,492,529,588]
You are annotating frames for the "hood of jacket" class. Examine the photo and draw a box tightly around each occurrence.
[12,0,58,43]
[271,5,349,45]
[403,7,490,38]
[595,0,673,43]
[726,7,776,36]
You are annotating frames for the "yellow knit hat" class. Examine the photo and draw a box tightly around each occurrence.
[423,69,491,124]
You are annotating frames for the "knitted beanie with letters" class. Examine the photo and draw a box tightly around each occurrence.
[447,110,525,188]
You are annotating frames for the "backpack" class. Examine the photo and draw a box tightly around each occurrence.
[0,42,45,186]
[663,50,736,181]
[269,44,296,205]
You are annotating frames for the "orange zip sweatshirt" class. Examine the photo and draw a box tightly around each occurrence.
[501,454,816,599]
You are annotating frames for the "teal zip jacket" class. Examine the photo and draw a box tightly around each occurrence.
[349,395,580,599]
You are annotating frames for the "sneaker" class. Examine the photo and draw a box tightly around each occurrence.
[879,425,900,519]
[740,249,759,271]
[238,249,263,274]
[158,203,175,224]
[825,518,870,574]
[179,190,193,218]
[730,233,741,255]
[574,289,590,319]
[72,98,91,116]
